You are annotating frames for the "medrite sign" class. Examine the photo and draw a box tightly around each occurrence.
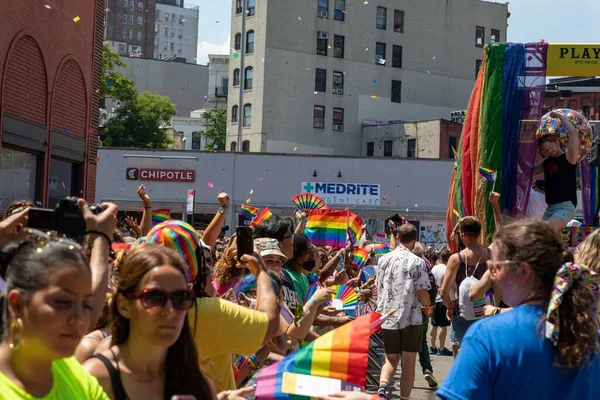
[301,182,380,206]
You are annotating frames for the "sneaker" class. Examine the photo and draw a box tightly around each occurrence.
[424,370,438,389]
[376,387,388,399]
[429,346,438,355]
[438,348,453,356]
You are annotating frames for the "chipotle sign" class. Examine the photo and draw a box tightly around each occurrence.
[126,168,195,182]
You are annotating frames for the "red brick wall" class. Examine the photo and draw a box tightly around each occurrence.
[439,120,463,159]
[0,0,105,205]
[545,93,600,120]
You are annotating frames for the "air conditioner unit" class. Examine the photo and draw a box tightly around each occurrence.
[317,32,329,39]
[333,88,343,95]
[333,124,344,131]
[318,11,328,18]
[378,58,386,65]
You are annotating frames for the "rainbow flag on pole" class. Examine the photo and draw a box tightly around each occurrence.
[240,205,259,221]
[151,209,171,226]
[478,166,497,182]
[250,207,273,227]
[305,209,349,248]
[352,247,369,268]
[255,312,393,400]
[367,243,389,256]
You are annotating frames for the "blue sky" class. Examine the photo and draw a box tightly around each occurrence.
[189,0,600,64]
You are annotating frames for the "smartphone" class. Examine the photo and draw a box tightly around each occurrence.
[28,208,56,231]
[236,226,254,261]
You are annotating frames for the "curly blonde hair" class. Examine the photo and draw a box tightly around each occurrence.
[575,229,600,274]
[213,240,243,287]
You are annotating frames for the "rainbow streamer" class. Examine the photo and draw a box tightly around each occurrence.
[367,243,389,256]
[305,209,348,248]
[151,208,171,226]
[240,204,259,221]
[255,312,386,400]
[352,247,369,268]
[250,207,273,227]
[478,167,497,182]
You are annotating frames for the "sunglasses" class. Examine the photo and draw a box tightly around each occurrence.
[126,288,196,311]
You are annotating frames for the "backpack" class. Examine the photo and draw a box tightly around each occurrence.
[457,251,490,320]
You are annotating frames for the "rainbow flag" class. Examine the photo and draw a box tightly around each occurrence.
[352,247,369,268]
[347,212,363,246]
[9,206,30,216]
[240,204,259,221]
[478,166,497,182]
[250,207,273,227]
[305,209,348,248]
[151,208,171,226]
[255,312,391,400]
[367,243,389,256]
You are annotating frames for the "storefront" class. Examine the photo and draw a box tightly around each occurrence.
[96,149,454,242]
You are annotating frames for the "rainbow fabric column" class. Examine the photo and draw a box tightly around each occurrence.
[446,42,542,243]
[255,312,385,400]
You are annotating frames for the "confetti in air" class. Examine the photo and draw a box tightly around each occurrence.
[44,4,52,9]
[250,189,254,194]
[259,177,264,182]
[246,198,252,204]
[370,95,378,99]
[207,182,214,188]
[73,16,80,22]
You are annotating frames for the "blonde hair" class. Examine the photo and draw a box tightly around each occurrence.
[575,229,600,274]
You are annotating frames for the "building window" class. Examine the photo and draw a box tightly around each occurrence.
[138,17,143,25]
[129,29,133,40]
[233,68,240,86]
[234,33,241,50]
[247,0,256,16]
[243,104,252,127]
[236,0,242,14]
[177,43,182,54]
[137,31,143,41]
[391,80,401,103]
[367,142,374,156]
[124,0,128,7]
[334,0,345,21]
[449,136,457,159]
[375,42,386,65]
[222,78,229,94]
[315,69,327,92]
[318,0,329,17]
[476,59,482,78]
[246,30,255,53]
[490,29,500,43]
[156,10,160,19]
[154,23,158,33]
[138,1,143,12]
[582,105,591,119]
[333,108,344,131]
[122,14,128,24]
[244,67,253,90]
[165,13,170,23]
[384,141,393,157]
[316,32,328,56]
[407,138,416,158]
[129,15,134,25]
[333,35,344,58]
[231,141,237,152]
[231,106,239,123]
[394,10,404,32]
[170,42,175,51]
[476,26,485,47]
[242,140,250,152]
[171,28,175,38]
[178,29,183,39]
[392,45,402,68]
[313,106,325,129]
[333,71,344,94]
[130,1,134,11]
[376,7,387,29]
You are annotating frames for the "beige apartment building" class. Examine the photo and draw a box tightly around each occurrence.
[227,0,508,155]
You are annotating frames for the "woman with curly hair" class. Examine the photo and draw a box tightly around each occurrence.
[211,235,247,296]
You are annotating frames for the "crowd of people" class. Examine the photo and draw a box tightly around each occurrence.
[0,164,599,400]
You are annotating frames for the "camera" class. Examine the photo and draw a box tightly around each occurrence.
[28,197,103,237]
[385,213,405,236]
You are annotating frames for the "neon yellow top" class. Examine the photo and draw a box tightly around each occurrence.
[0,356,109,400]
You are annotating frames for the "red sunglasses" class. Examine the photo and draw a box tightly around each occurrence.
[126,288,196,311]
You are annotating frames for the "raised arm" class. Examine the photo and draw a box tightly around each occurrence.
[137,185,153,236]
[489,192,502,231]
[202,192,229,249]
[552,111,579,164]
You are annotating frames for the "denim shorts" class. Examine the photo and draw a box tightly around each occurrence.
[449,316,477,346]
[542,201,576,222]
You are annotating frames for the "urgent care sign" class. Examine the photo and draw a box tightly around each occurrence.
[126,168,195,182]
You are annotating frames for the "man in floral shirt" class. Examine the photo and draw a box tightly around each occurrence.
[375,224,432,400]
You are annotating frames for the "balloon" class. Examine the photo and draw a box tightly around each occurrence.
[536,109,593,162]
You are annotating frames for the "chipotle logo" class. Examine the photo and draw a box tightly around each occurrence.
[126,168,195,182]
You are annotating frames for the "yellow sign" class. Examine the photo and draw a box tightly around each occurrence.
[546,44,600,76]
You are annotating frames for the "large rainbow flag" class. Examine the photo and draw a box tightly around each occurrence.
[447,42,548,243]
[255,312,390,399]
[305,209,349,248]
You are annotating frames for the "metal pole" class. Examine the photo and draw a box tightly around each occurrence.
[237,0,247,152]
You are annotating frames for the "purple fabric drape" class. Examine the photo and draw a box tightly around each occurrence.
[581,159,592,224]
[512,42,548,217]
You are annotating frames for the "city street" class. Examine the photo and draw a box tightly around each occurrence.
[391,352,454,400]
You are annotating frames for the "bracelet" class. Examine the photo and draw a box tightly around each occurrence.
[492,307,501,316]
[144,206,152,209]
[86,230,112,245]
[246,354,260,370]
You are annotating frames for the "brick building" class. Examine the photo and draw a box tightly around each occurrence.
[0,0,105,210]
[544,77,600,120]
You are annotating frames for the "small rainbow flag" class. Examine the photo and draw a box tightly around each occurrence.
[240,204,259,221]
[305,209,348,248]
[9,206,31,216]
[352,247,369,268]
[367,243,389,256]
[250,207,273,227]
[347,212,363,246]
[151,208,171,226]
[478,166,497,182]
[255,312,393,400]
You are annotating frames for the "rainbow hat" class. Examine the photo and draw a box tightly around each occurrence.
[145,219,200,281]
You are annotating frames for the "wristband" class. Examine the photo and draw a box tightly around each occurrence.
[492,307,501,316]
[86,230,115,258]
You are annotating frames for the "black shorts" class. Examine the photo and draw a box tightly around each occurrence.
[382,324,424,354]
[431,302,450,327]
